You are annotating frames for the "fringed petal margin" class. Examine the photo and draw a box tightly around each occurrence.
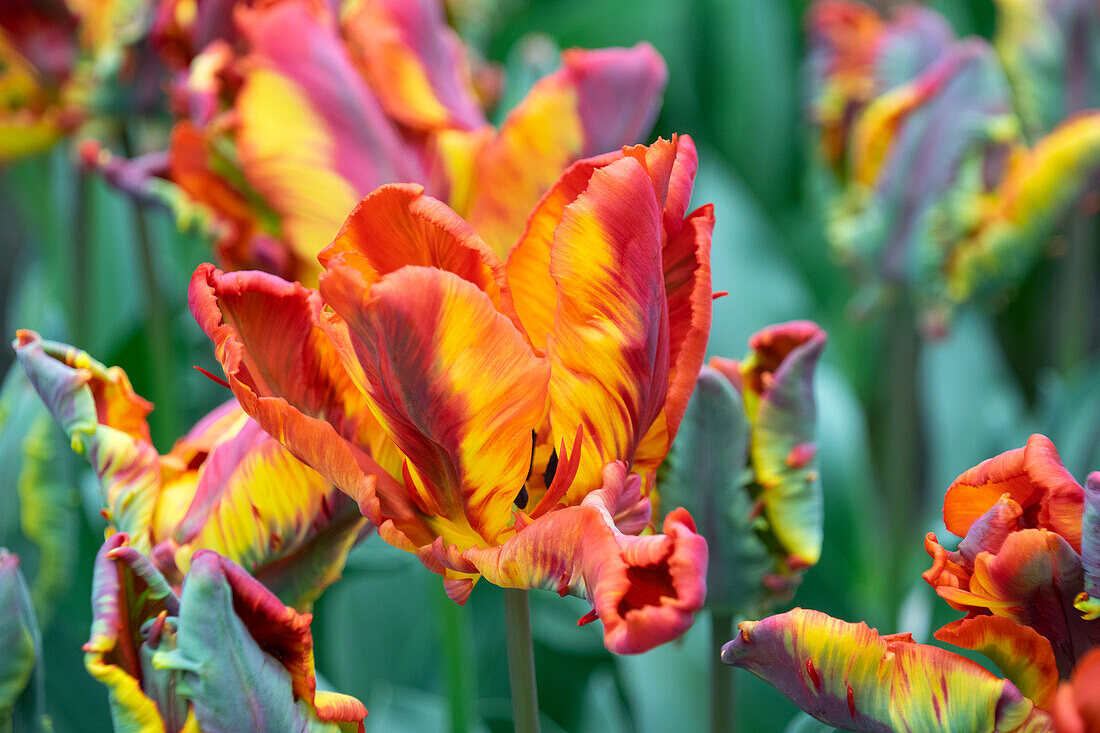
[461,463,706,654]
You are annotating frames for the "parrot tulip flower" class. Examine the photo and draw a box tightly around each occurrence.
[807,0,1100,330]
[138,0,667,284]
[85,533,367,732]
[724,435,1100,731]
[189,135,712,654]
[14,330,369,610]
[659,321,826,616]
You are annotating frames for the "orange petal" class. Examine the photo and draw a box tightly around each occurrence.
[325,265,548,547]
[319,183,514,323]
[188,265,423,544]
[546,155,668,502]
[935,615,1059,709]
[944,434,1084,550]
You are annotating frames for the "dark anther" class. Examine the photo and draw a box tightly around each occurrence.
[543,449,558,487]
[514,485,529,510]
[515,430,537,509]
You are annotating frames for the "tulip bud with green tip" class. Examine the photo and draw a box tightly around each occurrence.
[85,533,367,732]
[659,321,826,617]
[0,550,46,732]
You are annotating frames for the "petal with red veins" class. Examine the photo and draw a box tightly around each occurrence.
[319,183,513,322]
[188,265,420,544]
[328,266,548,548]
[546,155,669,502]
[722,608,1051,732]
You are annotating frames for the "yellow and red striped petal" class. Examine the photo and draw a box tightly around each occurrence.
[935,615,1059,709]
[944,434,1084,550]
[234,1,422,281]
[325,265,548,547]
[340,0,485,132]
[319,183,513,321]
[461,462,706,654]
[546,155,669,502]
[722,608,1052,732]
[168,416,369,609]
[188,265,421,543]
[462,44,667,257]
[506,151,623,353]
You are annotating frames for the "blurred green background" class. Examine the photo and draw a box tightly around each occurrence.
[2,0,1099,731]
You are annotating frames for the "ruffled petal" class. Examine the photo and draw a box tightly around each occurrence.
[944,434,1084,550]
[84,534,183,732]
[340,0,485,131]
[924,494,1024,596]
[319,183,514,323]
[722,608,1051,732]
[461,463,706,654]
[463,44,667,257]
[169,416,368,609]
[935,529,1096,676]
[546,155,669,501]
[188,265,420,543]
[324,265,548,548]
[234,0,422,281]
[935,615,1059,709]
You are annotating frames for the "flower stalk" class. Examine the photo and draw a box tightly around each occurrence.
[504,588,540,733]
[711,611,736,733]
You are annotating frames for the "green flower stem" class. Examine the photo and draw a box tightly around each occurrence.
[503,588,540,733]
[438,588,476,733]
[711,611,736,733]
[1055,212,1098,374]
[120,126,179,447]
[72,165,91,344]
[879,300,923,619]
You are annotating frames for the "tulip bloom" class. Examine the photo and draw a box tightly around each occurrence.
[190,135,712,654]
[14,330,369,610]
[146,0,667,284]
[660,321,826,616]
[723,435,1100,731]
[807,0,1100,330]
[85,533,367,732]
